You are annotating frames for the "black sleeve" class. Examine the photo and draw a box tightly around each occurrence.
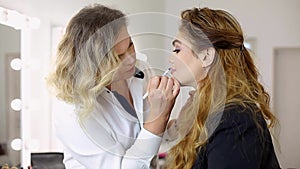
[206,111,264,169]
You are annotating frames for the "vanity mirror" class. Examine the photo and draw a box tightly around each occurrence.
[0,14,21,168]
[0,6,39,168]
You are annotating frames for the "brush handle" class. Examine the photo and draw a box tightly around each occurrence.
[142,91,149,99]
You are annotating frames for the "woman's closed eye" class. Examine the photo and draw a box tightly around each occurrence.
[173,49,181,53]
[128,41,134,48]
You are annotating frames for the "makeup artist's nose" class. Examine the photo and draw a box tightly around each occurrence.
[123,53,136,65]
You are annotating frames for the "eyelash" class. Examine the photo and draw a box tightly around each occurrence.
[129,41,133,48]
[173,49,180,53]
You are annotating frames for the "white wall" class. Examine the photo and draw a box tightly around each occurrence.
[274,48,300,168]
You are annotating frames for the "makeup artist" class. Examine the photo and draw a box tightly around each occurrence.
[47,4,180,169]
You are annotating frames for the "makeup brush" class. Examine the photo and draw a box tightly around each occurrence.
[134,67,144,79]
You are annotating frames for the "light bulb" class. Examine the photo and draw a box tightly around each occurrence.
[10,99,22,111]
[11,138,22,151]
[10,58,22,70]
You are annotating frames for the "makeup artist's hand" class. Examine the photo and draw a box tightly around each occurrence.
[144,76,180,136]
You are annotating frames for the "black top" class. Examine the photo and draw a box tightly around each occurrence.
[192,104,281,169]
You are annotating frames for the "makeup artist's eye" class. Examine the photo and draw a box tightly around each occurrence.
[173,49,180,54]
[117,40,134,59]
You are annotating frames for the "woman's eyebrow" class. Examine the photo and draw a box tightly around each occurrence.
[172,39,182,46]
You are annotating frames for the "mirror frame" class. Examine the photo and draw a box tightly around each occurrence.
[0,6,40,168]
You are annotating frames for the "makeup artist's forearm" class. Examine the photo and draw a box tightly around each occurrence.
[144,114,170,136]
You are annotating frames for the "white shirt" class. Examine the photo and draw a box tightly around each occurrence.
[54,60,162,169]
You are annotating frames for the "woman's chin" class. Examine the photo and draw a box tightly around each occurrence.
[174,76,194,88]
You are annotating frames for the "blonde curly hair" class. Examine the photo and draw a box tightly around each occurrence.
[47,4,127,120]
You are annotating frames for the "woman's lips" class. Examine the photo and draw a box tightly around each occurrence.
[171,68,176,74]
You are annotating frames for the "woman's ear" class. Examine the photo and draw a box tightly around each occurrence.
[198,47,215,68]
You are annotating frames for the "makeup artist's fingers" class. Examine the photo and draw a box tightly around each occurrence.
[165,78,174,92]
[158,76,168,90]
[148,76,160,91]
[172,78,180,96]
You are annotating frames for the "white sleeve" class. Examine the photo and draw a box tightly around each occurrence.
[55,111,162,169]
[121,128,162,168]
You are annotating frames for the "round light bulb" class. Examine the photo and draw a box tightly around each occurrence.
[10,99,22,111]
[10,58,22,70]
[11,138,22,151]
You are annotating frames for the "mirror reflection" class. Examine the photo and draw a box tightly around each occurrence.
[0,23,21,166]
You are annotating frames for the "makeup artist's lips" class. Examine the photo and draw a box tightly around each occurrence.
[128,65,135,72]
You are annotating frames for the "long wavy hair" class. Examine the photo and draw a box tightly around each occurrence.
[47,4,127,120]
[166,7,278,169]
